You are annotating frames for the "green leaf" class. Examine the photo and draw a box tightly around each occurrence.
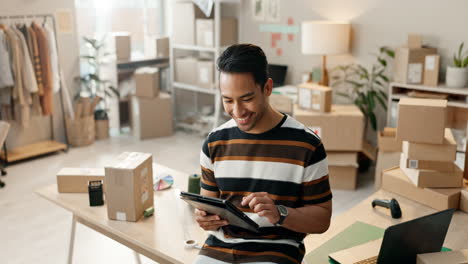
[378,58,387,67]
[374,91,388,111]
[385,49,395,58]
[345,80,364,88]
[463,57,468,68]
[459,42,464,60]
[81,55,96,60]
[378,90,388,100]
[368,111,377,131]
[107,86,120,97]
[367,91,376,110]
[378,74,390,83]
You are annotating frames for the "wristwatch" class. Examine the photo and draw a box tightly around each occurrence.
[276,205,289,226]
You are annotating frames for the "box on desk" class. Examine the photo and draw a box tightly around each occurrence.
[400,152,455,172]
[135,67,160,98]
[382,167,461,210]
[378,127,402,152]
[131,93,173,140]
[327,152,358,190]
[374,151,401,189]
[105,152,153,222]
[297,83,332,112]
[293,104,364,151]
[57,168,105,193]
[396,98,447,144]
[417,249,468,264]
[402,128,457,162]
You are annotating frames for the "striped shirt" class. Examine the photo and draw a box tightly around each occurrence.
[197,114,332,264]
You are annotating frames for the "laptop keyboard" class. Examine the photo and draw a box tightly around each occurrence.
[355,256,378,264]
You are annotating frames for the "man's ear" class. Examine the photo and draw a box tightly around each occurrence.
[263,78,274,96]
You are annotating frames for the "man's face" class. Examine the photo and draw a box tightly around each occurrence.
[220,72,268,132]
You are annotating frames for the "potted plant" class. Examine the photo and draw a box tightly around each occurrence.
[78,36,119,140]
[446,42,468,88]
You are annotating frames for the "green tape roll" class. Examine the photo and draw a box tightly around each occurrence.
[188,174,201,194]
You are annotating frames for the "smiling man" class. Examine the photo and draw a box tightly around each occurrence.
[194,44,332,264]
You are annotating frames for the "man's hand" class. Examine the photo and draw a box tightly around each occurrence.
[241,192,280,225]
[194,209,229,231]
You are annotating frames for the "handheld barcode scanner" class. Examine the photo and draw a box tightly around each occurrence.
[372,198,402,219]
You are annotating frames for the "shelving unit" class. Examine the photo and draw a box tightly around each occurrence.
[169,0,240,135]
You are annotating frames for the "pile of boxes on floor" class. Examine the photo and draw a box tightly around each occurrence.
[132,67,173,140]
[380,98,468,212]
[57,152,154,222]
[290,83,369,190]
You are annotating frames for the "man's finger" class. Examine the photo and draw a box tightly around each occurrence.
[248,196,273,209]
[200,220,228,228]
[253,203,274,213]
[196,214,221,222]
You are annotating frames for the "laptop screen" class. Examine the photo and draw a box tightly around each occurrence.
[268,64,288,87]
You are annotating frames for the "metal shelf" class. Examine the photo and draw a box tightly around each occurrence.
[173,82,217,95]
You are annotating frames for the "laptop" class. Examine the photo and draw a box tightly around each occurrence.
[268,64,288,87]
[329,209,454,264]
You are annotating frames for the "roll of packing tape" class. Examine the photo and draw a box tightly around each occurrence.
[184,239,202,249]
[188,174,201,194]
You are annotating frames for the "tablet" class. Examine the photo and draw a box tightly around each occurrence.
[180,191,260,233]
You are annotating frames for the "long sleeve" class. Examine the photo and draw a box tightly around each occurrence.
[44,24,60,93]
[32,22,53,115]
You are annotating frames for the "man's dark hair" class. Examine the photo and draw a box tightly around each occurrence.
[217,44,269,90]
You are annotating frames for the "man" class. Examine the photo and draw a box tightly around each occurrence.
[195,44,332,264]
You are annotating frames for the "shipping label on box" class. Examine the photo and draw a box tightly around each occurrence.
[423,55,440,86]
[408,63,423,83]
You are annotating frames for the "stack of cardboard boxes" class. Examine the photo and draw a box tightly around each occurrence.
[382,98,465,210]
[375,127,403,188]
[131,67,173,140]
[293,83,365,190]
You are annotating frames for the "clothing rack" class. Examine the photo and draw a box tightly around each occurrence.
[0,14,68,174]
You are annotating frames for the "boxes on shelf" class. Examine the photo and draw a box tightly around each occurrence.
[378,127,402,152]
[381,167,461,210]
[270,93,293,114]
[297,83,332,112]
[195,18,238,47]
[327,152,358,190]
[114,32,131,61]
[155,37,169,58]
[399,154,463,188]
[175,56,198,85]
[396,98,447,144]
[105,152,154,222]
[197,59,214,89]
[57,168,105,193]
[374,151,401,189]
[423,55,440,86]
[417,249,468,264]
[402,128,457,162]
[131,93,173,140]
[172,2,210,45]
[134,67,160,98]
[293,104,364,151]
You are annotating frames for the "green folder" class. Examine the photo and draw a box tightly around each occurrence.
[304,221,451,264]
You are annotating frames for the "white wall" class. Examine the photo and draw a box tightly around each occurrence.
[0,0,80,148]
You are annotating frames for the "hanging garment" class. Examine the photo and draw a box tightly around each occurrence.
[43,24,60,93]
[0,30,14,89]
[13,26,38,94]
[27,25,44,96]
[1,25,25,106]
[32,22,53,115]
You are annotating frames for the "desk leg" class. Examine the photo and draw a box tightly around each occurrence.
[67,215,77,264]
[133,251,142,264]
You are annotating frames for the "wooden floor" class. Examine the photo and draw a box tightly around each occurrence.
[0,131,379,264]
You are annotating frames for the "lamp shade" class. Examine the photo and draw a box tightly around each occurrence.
[301,21,350,55]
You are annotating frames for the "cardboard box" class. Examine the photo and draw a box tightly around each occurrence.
[175,57,198,85]
[382,167,461,210]
[294,104,364,151]
[114,33,131,61]
[195,18,238,47]
[423,55,440,86]
[270,93,293,114]
[131,93,173,140]
[400,153,455,172]
[460,187,468,213]
[396,98,447,144]
[197,59,214,89]
[399,154,463,188]
[447,106,468,129]
[417,249,468,264]
[402,128,457,162]
[328,152,358,190]
[329,239,383,264]
[297,83,332,112]
[135,67,160,98]
[57,168,105,193]
[105,152,153,222]
[378,127,403,152]
[393,46,437,84]
[172,3,209,45]
[374,151,401,189]
[155,37,169,58]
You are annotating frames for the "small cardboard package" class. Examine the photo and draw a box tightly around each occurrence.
[423,55,440,86]
[400,153,455,172]
[329,239,382,264]
[297,83,332,112]
[131,93,173,140]
[172,2,209,45]
[327,152,358,190]
[402,128,457,162]
[294,104,364,151]
[378,127,403,152]
[197,59,214,89]
[114,32,131,61]
[396,98,447,144]
[416,249,468,264]
[195,18,238,47]
[374,151,401,189]
[105,152,153,222]
[399,154,463,188]
[175,57,198,85]
[270,93,293,114]
[155,37,169,58]
[382,167,461,210]
[57,168,105,193]
[135,67,160,98]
